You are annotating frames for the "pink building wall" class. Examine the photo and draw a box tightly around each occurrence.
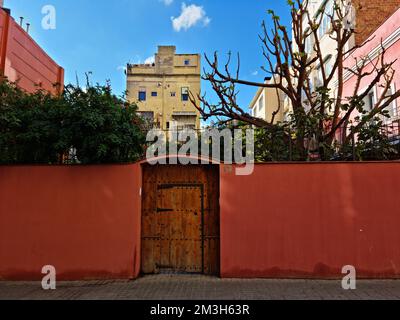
[343,8,400,124]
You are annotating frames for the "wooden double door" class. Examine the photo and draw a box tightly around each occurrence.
[141,164,220,275]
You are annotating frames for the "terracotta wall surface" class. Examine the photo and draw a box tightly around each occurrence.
[0,164,141,280]
[0,8,64,94]
[2,162,400,280]
[220,162,400,278]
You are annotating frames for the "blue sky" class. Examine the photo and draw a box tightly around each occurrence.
[4,0,290,111]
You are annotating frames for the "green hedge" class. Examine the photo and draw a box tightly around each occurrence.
[0,81,145,164]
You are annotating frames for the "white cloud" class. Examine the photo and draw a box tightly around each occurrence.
[251,70,258,76]
[161,0,174,5]
[171,3,211,32]
[144,56,155,64]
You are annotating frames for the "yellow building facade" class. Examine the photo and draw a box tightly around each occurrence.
[126,46,201,131]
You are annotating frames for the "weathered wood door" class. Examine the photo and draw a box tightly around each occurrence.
[141,164,220,275]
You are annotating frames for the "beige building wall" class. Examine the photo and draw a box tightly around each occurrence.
[126,46,201,131]
[249,79,285,124]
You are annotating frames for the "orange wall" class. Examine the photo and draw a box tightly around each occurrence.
[220,162,400,278]
[0,164,141,281]
[0,9,64,95]
[2,162,400,280]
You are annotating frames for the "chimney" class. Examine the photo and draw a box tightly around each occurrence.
[155,45,176,74]
[157,45,176,55]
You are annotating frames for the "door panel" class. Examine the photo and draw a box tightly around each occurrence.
[141,165,220,275]
[157,185,202,272]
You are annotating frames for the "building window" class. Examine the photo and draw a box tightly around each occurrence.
[314,56,332,88]
[318,0,334,39]
[362,89,375,112]
[151,91,158,97]
[171,92,176,97]
[138,90,146,101]
[184,59,190,66]
[181,87,189,101]
[384,85,398,119]
[315,66,323,88]
[258,95,264,111]
[166,121,170,129]
[305,34,313,55]
[324,56,333,77]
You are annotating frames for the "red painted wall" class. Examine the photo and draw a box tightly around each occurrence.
[220,162,400,279]
[2,162,400,280]
[0,8,64,95]
[0,164,141,281]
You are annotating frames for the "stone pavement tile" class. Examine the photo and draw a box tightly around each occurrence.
[1,276,400,300]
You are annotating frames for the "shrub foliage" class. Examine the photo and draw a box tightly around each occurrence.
[0,81,145,164]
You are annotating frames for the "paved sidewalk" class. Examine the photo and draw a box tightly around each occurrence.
[1,275,400,300]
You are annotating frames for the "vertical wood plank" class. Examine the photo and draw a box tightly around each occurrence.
[141,164,220,275]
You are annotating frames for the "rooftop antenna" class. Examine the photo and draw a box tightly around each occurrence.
[75,71,80,88]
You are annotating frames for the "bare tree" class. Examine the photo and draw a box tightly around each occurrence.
[190,0,400,159]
